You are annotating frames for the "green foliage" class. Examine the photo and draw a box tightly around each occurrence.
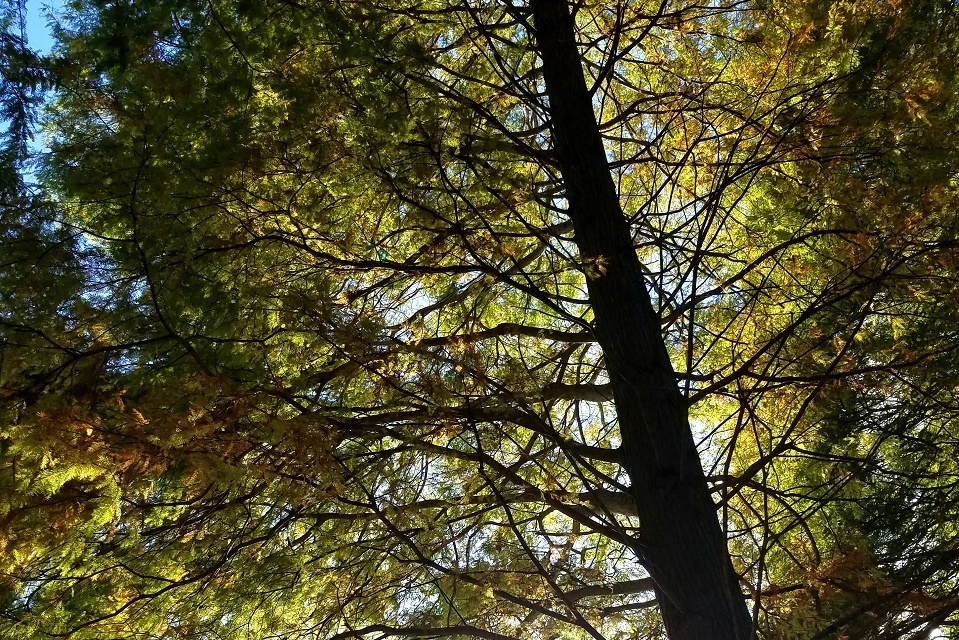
[2,0,959,638]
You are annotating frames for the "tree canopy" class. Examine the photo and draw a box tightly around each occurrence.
[2,0,959,638]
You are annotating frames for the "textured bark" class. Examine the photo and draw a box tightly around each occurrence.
[530,1,754,638]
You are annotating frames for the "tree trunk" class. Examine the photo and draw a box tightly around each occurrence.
[530,1,753,638]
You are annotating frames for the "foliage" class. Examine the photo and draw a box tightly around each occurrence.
[2,0,959,638]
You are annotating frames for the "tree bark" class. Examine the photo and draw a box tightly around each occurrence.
[529,1,753,638]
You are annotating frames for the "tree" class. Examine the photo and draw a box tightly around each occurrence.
[2,0,959,638]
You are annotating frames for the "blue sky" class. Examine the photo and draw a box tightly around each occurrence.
[23,0,63,55]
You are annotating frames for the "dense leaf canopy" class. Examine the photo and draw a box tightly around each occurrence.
[2,0,959,638]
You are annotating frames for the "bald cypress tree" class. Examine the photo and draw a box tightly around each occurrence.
[3,0,959,638]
